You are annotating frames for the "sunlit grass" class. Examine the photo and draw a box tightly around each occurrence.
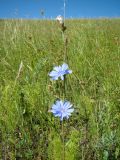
[0,19,120,159]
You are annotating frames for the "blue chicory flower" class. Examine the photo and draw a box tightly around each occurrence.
[49,63,72,80]
[50,100,74,121]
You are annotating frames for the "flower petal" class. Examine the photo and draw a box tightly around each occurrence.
[61,75,64,80]
[62,63,68,71]
[53,66,61,72]
[67,108,74,113]
[51,76,58,80]
[63,101,72,109]
[68,70,72,74]
[49,71,58,77]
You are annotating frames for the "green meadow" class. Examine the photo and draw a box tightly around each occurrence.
[0,19,120,159]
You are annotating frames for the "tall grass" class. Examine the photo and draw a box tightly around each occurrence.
[0,19,120,159]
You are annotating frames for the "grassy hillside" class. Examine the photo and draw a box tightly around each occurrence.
[0,19,120,160]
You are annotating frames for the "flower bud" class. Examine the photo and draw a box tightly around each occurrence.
[56,15,64,24]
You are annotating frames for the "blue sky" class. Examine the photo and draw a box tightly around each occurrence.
[0,0,120,19]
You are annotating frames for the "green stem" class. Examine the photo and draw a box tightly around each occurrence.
[62,31,68,62]
[62,121,65,160]
[63,75,66,98]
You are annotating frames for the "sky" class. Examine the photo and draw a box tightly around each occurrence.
[0,0,120,19]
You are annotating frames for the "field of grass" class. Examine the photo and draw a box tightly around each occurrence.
[0,19,120,160]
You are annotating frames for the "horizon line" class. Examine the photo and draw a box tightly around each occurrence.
[0,16,120,20]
